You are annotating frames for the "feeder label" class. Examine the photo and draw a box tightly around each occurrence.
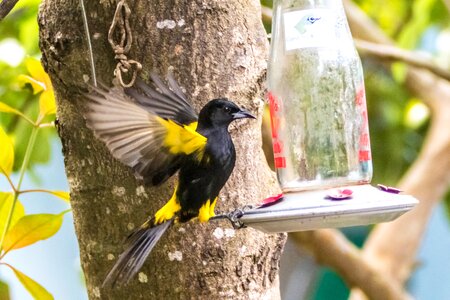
[283,9,337,51]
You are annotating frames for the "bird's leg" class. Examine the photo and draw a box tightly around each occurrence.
[198,199,211,223]
[154,187,181,225]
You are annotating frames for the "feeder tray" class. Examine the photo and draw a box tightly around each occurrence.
[214,184,418,233]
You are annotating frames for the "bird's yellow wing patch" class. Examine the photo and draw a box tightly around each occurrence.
[157,118,207,156]
[86,87,206,186]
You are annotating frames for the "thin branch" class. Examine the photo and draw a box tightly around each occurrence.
[19,188,49,194]
[261,5,450,82]
[0,126,38,251]
[262,3,450,300]
[444,0,450,14]
[0,166,16,193]
[0,0,19,21]
[261,4,414,298]
[38,122,55,128]
[17,113,36,127]
[290,230,412,300]
[344,0,449,110]
[355,39,450,82]
[343,1,450,299]
[261,5,273,25]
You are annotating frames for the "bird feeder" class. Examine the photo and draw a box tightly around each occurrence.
[213,0,418,232]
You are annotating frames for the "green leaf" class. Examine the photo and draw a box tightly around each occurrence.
[397,0,437,49]
[0,192,25,239]
[1,212,66,253]
[0,102,23,116]
[391,62,407,84]
[0,279,10,300]
[17,74,44,95]
[8,265,53,300]
[39,89,56,117]
[358,1,410,37]
[14,116,53,169]
[48,190,70,203]
[0,127,14,176]
[0,102,34,125]
[19,57,56,117]
[36,190,70,203]
[18,15,40,53]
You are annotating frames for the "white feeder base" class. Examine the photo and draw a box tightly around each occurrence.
[239,184,418,233]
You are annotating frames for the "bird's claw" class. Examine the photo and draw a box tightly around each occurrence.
[210,205,254,229]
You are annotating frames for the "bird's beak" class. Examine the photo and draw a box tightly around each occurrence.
[232,109,256,120]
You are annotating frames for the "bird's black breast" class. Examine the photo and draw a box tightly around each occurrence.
[176,127,236,218]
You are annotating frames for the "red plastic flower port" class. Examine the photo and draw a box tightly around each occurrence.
[259,194,284,208]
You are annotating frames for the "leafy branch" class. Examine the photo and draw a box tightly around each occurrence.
[0,57,69,300]
[0,0,19,21]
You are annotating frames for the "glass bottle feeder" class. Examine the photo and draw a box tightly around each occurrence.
[213,0,418,232]
[267,0,372,191]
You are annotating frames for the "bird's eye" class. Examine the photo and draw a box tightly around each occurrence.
[223,106,231,113]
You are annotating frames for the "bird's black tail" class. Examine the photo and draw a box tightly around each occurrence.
[103,218,173,287]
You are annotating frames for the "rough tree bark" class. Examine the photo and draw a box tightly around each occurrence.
[38,0,285,299]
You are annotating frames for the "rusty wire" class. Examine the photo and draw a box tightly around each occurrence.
[108,0,142,87]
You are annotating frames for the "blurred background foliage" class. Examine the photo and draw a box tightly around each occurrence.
[0,1,68,298]
[1,0,445,216]
[0,0,449,299]
[261,0,450,299]
[262,0,450,221]
[0,0,53,180]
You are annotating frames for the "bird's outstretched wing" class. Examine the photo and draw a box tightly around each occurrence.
[125,72,197,125]
[85,74,206,186]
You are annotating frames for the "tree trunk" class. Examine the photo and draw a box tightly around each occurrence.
[38,0,285,299]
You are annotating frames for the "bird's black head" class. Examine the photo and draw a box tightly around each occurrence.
[197,98,255,129]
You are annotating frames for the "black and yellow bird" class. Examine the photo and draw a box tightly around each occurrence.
[85,72,255,287]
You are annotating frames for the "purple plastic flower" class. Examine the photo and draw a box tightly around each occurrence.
[378,184,402,194]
